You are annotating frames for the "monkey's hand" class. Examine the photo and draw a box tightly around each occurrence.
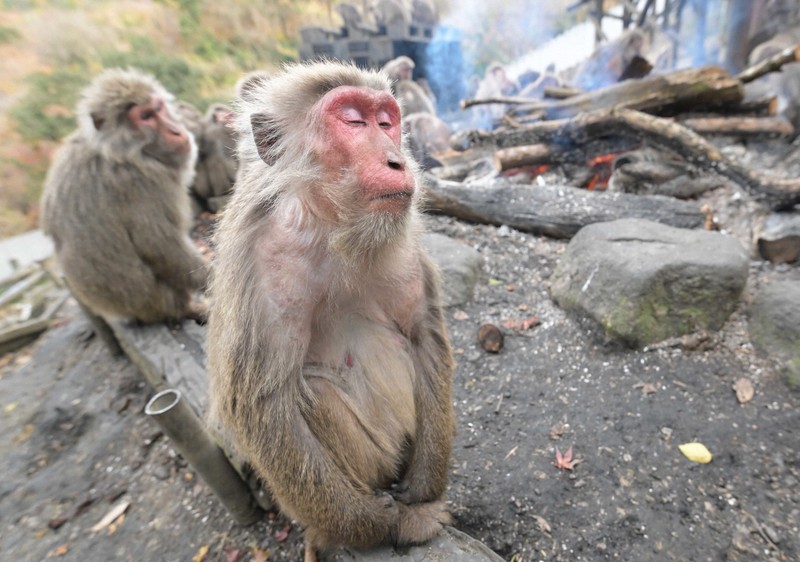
[395,500,451,546]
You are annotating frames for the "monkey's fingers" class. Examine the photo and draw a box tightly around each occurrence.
[395,500,450,546]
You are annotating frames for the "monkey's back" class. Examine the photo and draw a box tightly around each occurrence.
[41,132,195,320]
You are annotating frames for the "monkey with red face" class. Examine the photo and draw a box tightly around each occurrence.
[40,68,208,323]
[207,61,456,561]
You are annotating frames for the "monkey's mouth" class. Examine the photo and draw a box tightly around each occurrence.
[373,190,413,202]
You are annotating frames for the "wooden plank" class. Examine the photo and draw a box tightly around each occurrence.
[107,318,209,416]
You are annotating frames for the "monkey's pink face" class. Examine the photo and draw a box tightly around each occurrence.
[317,85,416,214]
[128,95,191,155]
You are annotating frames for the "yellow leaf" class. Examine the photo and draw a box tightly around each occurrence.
[4,402,17,413]
[193,544,209,562]
[678,442,713,464]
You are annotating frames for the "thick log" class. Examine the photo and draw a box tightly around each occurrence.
[421,175,706,239]
[735,43,800,84]
[493,137,640,172]
[461,66,744,121]
[458,108,800,210]
[606,109,800,210]
[680,116,794,138]
[544,85,581,99]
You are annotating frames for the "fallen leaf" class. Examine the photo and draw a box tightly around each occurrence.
[488,278,503,286]
[634,382,658,395]
[534,514,552,534]
[192,544,209,562]
[14,424,34,444]
[554,446,581,471]
[4,402,17,413]
[549,421,569,440]
[502,316,540,331]
[678,442,713,464]
[733,378,754,404]
[225,549,243,562]
[46,544,70,558]
[275,523,291,542]
[89,499,130,533]
[452,310,469,321]
[250,546,269,562]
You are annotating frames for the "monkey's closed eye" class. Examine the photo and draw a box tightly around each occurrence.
[347,120,367,126]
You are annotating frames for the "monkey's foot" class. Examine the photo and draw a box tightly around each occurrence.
[396,500,451,545]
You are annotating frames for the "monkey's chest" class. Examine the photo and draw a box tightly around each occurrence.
[304,313,417,459]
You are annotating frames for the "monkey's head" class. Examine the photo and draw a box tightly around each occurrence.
[238,61,420,229]
[77,68,195,170]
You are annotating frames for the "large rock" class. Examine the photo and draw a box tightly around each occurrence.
[550,218,749,347]
[423,233,483,307]
[748,279,800,387]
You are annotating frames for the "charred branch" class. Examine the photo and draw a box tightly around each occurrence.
[461,66,743,122]
[735,43,800,84]
[679,116,794,138]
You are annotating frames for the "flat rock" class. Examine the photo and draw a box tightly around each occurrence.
[550,218,749,347]
[748,278,800,386]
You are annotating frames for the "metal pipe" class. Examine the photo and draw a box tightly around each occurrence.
[145,389,262,525]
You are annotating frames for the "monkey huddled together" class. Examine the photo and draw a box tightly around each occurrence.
[41,61,456,560]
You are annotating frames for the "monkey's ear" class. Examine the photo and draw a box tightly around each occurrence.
[91,112,105,131]
[251,112,281,166]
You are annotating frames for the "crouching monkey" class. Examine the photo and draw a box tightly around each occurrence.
[40,68,208,323]
[207,61,456,561]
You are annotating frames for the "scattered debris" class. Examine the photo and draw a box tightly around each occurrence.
[89,498,131,533]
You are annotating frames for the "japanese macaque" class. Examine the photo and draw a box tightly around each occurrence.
[382,56,436,115]
[207,61,456,561]
[40,68,208,323]
[193,103,238,209]
[405,112,452,169]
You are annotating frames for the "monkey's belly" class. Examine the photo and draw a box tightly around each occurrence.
[304,320,417,487]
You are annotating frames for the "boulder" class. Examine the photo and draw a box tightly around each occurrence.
[550,218,749,347]
[423,233,483,307]
[748,279,800,387]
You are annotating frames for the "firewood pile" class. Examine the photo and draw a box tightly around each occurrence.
[422,44,800,239]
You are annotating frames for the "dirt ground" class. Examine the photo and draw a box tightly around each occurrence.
[1,209,799,562]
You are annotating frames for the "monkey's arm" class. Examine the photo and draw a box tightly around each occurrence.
[125,209,209,288]
[396,254,456,504]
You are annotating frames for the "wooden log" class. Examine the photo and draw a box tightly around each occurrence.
[544,85,581,99]
[456,108,800,210]
[460,66,744,121]
[608,109,800,210]
[421,175,706,239]
[107,317,275,512]
[680,116,794,138]
[735,43,800,84]
[493,137,640,172]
